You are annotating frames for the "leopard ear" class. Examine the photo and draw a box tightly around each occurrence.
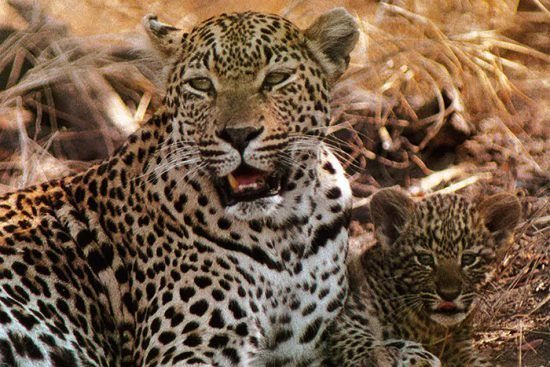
[370,188,415,248]
[142,14,186,57]
[304,8,359,85]
[478,193,522,246]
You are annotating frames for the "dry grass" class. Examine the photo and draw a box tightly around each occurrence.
[0,0,548,365]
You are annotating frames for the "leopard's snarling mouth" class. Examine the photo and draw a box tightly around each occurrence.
[216,164,286,206]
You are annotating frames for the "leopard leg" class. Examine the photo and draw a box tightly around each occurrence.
[327,303,382,367]
[383,339,441,367]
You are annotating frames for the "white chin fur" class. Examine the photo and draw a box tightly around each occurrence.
[225,195,283,221]
[429,312,467,326]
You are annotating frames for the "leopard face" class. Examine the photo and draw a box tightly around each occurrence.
[144,11,357,220]
[370,189,522,327]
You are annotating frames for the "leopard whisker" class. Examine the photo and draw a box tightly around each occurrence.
[139,156,202,183]
[166,162,208,197]
[277,151,313,171]
[287,139,366,171]
[158,140,197,151]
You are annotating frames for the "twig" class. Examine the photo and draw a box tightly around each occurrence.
[15,96,29,189]
[411,155,433,175]
[409,165,466,195]
[433,173,493,195]
[532,0,550,14]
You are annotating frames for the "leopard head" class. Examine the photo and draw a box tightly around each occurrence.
[143,10,358,220]
[371,189,522,326]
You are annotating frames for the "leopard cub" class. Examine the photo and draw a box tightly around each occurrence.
[329,188,522,366]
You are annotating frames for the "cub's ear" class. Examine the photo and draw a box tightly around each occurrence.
[370,188,415,248]
[304,8,359,85]
[478,193,522,246]
[142,14,186,57]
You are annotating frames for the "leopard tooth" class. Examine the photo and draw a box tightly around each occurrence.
[227,173,239,189]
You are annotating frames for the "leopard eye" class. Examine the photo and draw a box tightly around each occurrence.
[263,72,290,88]
[416,253,435,267]
[188,78,213,92]
[461,254,477,266]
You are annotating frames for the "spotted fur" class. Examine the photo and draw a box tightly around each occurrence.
[328,189,521,367]
[0,9,358,366]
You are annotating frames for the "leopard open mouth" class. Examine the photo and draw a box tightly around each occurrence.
[429,301,468,325]
[215,164,286,206]
[432,301,463,315]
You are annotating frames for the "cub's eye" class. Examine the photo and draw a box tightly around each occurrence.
[263,72,290,88]
[461,254,477,266]
[188,78,213,92]
[416,253,435,267]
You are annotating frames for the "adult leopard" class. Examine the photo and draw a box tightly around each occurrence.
[0,9,358,367]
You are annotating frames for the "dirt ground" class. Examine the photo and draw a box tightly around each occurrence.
[0,0,548,365]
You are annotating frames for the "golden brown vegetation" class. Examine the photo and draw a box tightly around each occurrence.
[0,0,547,365]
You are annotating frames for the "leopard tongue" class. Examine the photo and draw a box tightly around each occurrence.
[437,301,457,311]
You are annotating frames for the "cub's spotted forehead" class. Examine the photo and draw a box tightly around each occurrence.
[417,194,472,223]
[416,195,477,232]
[411,194,486,252]
[185,12,304,76]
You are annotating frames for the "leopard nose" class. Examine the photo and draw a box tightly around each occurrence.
[437,287,461,301]
[217,126,264,153]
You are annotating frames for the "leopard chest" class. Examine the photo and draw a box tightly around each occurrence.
[133,215,348,365]
[248,230,348,364]
[126,161,350,365]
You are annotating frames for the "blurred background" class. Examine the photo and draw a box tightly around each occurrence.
[0,0,548,364]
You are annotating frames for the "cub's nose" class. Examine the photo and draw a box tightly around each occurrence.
[217,126,264,153]
[436,286,461,301]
